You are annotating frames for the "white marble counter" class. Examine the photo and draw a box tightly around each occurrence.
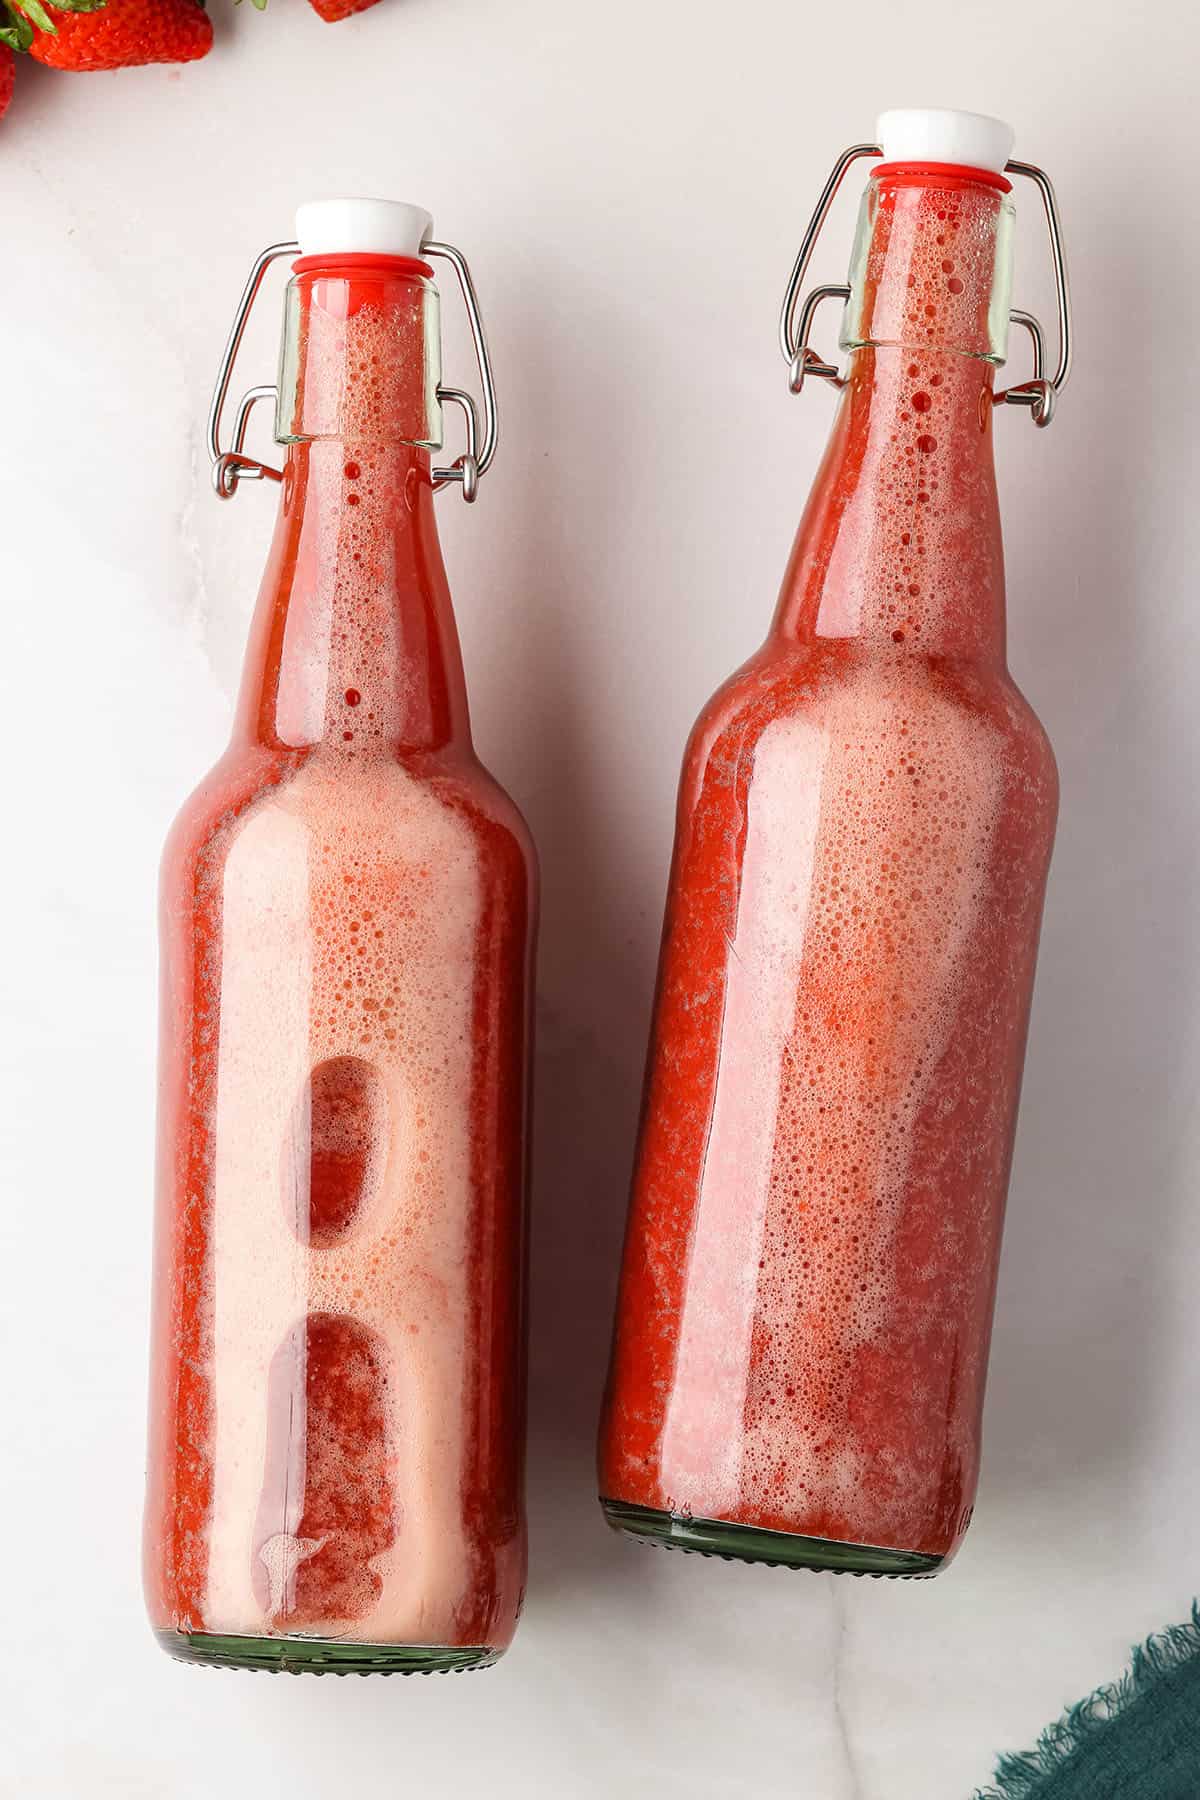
[2,2,1198,1795]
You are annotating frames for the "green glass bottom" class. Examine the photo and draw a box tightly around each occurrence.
[157,1629,499,1676]
[600,1497,945,1578]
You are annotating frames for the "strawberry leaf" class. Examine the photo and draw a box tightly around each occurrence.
[0,0,108,48]
[13,0,57,31]
[0,0,35,43]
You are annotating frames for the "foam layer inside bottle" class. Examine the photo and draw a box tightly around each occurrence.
[602,173,1055,1554]
[188,285,509,1645]
[657,673,1005,1541]
[203,753,485,1640]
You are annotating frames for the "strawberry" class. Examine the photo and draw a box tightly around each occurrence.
[307,0,381,21]
[2,0,105,59]
[0,43,13,117]
[25,0,211,69]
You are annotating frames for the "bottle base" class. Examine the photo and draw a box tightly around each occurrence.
[600,1497,945,1579]
[155,1629,500,1676]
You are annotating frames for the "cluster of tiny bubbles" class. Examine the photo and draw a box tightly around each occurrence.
[849,180,1000,649]
[728,673,1002,1533]
[288,292,476,1372]
[297,293,432,752]
[303,290,427,443]
[177,284,489,1647]
[238,764,481,1632]
[319,438,405,751]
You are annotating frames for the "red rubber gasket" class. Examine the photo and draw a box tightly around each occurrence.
[291,252,435,278]
[871,160,1013,193]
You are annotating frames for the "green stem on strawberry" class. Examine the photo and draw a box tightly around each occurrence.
[0,10,33,50]
[1,0,107,52]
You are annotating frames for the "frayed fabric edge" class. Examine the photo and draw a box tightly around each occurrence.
[973,1601,1200,1800]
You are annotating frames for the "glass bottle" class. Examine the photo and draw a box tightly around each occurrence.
[144,200,536,1671]
[599,111,1068,1576]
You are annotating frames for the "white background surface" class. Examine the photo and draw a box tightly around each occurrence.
[2,3,1198,1796]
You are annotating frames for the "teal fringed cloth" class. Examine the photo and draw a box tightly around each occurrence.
[974,1605,1200,1799]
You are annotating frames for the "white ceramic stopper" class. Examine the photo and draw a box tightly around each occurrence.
[294,197,433,258]
[875,109,1014,176]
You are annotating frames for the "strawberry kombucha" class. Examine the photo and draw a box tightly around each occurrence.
[599,132,1058,1576]
[145,220,535,1670]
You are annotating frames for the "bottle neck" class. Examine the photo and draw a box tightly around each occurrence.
[773,166,1015,664]
[234,257,471,757]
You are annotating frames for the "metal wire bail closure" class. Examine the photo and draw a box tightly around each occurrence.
[208,241,297,498]
[780,142,881,394]
[423,240,498,502]
[208,234,500,501]
[993,159,1072,427]
[779,142,1073,428]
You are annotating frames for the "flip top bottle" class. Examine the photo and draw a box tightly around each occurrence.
[599,111,1071,1576]
[145,200,536,1672]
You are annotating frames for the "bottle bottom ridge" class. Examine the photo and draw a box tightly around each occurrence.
[155,1629,500,1676]
[600,1497,946,1579]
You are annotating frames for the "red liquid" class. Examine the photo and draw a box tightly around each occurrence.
[599,170,1057,1564]
[145,260,535,1653]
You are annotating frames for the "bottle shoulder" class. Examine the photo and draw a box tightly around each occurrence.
[448,755,538,881]
[684,644,1056,782]
[162,744,535,900]
[993,671,1058,785]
